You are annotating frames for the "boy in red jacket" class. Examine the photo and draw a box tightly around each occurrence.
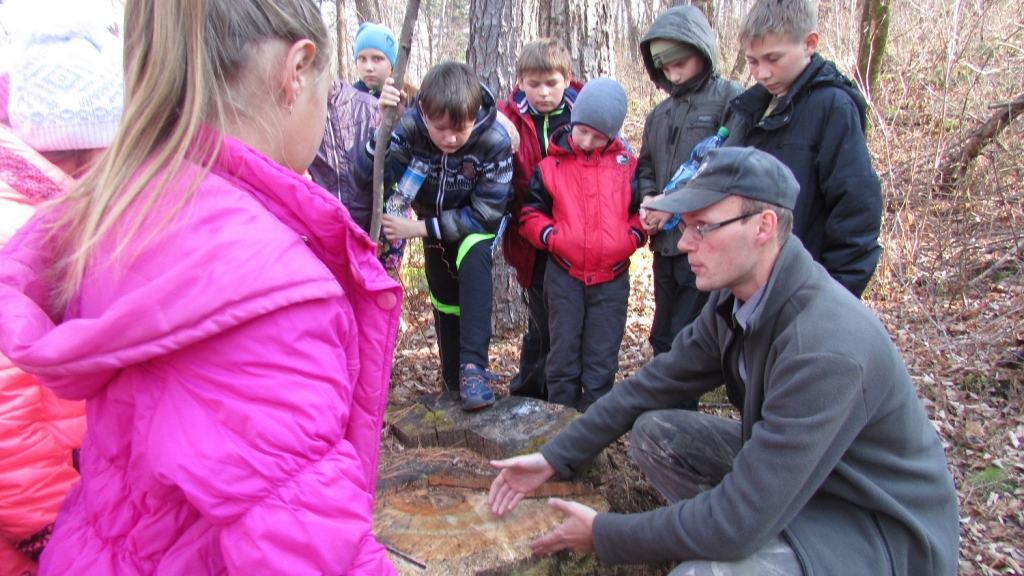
[498,39,582,401]
[519,79,646,411]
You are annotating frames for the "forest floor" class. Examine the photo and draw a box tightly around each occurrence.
[382,231,1024,574]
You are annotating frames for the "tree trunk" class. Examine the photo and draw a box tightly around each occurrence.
[335,0,352,82]
[856,0,891,101]
[378,394,618,574]
[466,0,536,98]
[669,0,715,27]
[466,0,538,336]
[352,0,381,23]
[537,0,616,80]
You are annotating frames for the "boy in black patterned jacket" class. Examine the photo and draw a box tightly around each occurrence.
[355,61,513,410]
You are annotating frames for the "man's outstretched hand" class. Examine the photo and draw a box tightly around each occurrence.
[529,498,598,555]
[488,452,556,516]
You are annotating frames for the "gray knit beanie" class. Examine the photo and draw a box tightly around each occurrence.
[571,78,627,140]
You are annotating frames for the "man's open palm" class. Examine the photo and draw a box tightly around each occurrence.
[488,453,556,516]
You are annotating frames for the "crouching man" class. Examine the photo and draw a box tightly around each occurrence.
[488,147,959,575]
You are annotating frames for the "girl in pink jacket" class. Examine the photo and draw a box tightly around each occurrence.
[0,1,401,574]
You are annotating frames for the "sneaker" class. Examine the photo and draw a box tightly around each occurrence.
[459,363,496,411]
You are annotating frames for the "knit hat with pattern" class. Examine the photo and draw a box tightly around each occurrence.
[8,16,124,151]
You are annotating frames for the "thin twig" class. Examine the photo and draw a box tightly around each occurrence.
[383,543,427,569]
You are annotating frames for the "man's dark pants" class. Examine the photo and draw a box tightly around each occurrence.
[629,409,804,575]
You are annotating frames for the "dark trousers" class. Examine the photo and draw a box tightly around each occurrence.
[509,252,549,400]
[545,264,629,411]
[629,410,804,575]
[650,253,709,411]
[423,236,494,391]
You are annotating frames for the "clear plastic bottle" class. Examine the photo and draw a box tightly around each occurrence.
[662,126,730,231]
[385,157,430,216]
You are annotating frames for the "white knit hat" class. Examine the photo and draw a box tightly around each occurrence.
[8,8,124,151]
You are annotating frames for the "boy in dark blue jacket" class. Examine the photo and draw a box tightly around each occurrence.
[355,62,514,410]
[726,0,882,297]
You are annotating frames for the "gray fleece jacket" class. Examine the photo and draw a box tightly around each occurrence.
[540,237,959,575]
[636,6,745,256]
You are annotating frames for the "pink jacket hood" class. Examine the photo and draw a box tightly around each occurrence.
[0,131,401,575]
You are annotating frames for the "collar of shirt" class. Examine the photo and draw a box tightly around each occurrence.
[733,284,767,333]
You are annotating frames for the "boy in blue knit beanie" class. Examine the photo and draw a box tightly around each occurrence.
[353,22,397,96]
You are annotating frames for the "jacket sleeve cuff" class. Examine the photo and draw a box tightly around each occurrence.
[541,226,553,246]
[364,131,377,157]
[592,509,682,565]
[424,217,442,240]
[631,228,645,247]
[539,442,576,480]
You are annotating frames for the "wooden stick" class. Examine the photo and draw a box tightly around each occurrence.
[383,543,427,569]
[369,0,422,243]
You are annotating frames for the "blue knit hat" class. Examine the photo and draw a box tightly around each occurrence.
[353,23,397,67]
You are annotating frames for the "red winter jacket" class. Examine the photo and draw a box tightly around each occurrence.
[520,126,645,286]
[498,80,583,287]
[0,125,84,576]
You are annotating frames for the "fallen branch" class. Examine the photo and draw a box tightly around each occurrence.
[971,242,1024,286]
[937,91,1024,189]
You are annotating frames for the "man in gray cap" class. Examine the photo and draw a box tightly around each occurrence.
[488,147,959,575]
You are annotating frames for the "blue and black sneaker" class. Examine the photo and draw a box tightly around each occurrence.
[459,363,496,411]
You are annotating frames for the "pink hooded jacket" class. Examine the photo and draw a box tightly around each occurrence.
[0,131,401,575]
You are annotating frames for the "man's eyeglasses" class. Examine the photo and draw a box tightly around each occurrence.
[677,211,761,240]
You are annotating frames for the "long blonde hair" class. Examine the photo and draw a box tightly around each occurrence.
[47,0,329,314]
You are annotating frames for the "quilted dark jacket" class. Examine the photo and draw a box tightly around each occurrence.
[309,80,380,233]
[354,83,513,242]
[726,54,882,297]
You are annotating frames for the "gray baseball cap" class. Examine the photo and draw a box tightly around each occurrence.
[648,147,800,214]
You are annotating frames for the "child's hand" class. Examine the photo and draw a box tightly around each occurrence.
[381,213,427,240]
[640,194,672,233]
[377,77,405,112]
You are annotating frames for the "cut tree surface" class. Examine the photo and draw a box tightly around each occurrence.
[386,392,584,460]
[376,393,617,575]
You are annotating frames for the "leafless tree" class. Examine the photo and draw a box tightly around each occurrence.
[856,0,891,101]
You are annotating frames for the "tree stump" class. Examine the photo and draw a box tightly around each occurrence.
[376,394,622,575]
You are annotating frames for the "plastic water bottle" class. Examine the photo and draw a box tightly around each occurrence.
[662,126,730,230]
[385,157,429,216]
